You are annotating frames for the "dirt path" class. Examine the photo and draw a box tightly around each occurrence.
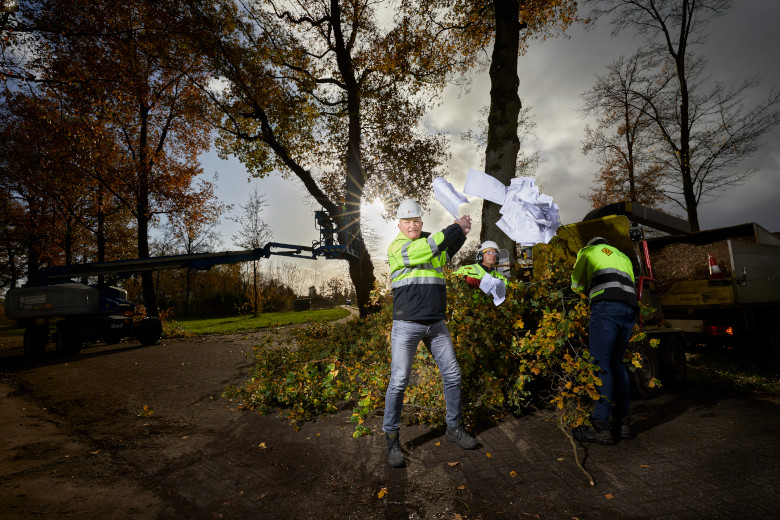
[0,323,394,520]
[2,315,780,519]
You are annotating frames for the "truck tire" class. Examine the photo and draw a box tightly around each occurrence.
[23,325,49,357]
[55,323,83,354]
[660,335,687,387]
[630,341,662,399]
[136,317,162,347]
[759,308,780,350]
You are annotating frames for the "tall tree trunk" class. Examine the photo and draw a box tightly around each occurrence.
[96,185,107,286]
[333,0,376,317]
[137,104,159,318]
[677,63,699,231]
[137,209,159,317]
[347,245,378,318]
[481,0,522,263]
[675,0,700,231]
[3,229,18,289]
[24,204,41,286]
[252,259,258,317]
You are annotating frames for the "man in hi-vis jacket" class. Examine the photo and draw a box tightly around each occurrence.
[571,236,638,445]
[382,199,478,468]
[455,240,508,288]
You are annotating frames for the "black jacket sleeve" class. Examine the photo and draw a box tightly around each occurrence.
[440,223,467,261]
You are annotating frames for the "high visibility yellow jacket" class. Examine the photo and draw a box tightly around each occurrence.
[454,263,508,283]
[388,224,466,321]
[571,243,637,307]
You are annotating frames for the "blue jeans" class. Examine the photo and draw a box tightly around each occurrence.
[588,300,637,425]
[383,320,463,433]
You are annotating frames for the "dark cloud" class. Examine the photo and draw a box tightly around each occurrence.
[428,0,780,233]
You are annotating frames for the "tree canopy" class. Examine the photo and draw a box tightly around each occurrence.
[175,0,480,315]
[1,1,221,315]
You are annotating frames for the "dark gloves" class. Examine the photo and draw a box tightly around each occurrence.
[466,276,480,288]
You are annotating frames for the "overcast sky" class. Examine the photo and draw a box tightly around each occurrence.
[199,0,780,280]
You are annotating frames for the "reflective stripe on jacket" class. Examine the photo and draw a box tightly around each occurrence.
[388,224,466,321]
[454,263,508,283]
[571,244,637,307]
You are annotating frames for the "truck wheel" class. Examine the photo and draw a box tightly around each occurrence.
[136,317,162,346]
[56,324,82,354]
[630,341,662,399]
[759,308,780,350]
[660,335,687,387]
[23,325,49,357]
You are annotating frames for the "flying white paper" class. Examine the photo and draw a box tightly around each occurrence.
[500,176,560,245]
[432,177,470,218]
[462,169,560,246]
[479,274,506,306]
[463,168,507,205]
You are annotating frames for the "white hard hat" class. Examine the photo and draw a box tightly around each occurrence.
[586,236,609,247]
[396,199,422,219]
[480,240,499,252]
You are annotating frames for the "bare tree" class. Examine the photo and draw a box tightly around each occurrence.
[580,51,668,209]
[589,0,780,230]
[232,187,272,316]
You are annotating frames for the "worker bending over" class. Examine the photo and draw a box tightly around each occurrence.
[571,236,638,445]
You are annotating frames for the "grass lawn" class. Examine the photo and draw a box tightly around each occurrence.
[171,307,351,335]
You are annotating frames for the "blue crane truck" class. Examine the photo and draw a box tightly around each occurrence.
[5,211,359,357]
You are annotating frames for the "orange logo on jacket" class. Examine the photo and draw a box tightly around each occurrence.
[601,247,612,256]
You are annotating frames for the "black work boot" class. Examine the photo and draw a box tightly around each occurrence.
[385,431,405,468]
[446,426,478,450]
[619,418,634,440]
[573,422,615,445]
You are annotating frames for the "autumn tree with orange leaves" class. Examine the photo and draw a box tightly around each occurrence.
[0,91,134,285]
[1,1,222,316]
[172,0,481,317]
